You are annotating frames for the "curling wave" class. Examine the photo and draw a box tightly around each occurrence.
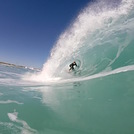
[26,0,134,83]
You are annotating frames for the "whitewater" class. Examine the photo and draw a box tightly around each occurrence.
[0,0,134,133]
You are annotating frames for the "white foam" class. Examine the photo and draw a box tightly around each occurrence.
[8,111,18,122]
[24,0,134,83]
[8,110,37,134]
[0,100,23,105]
[33,96,42,100]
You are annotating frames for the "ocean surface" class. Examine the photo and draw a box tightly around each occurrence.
[1,0,134,133]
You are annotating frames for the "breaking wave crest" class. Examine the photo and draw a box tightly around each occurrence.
[25,0,134,84]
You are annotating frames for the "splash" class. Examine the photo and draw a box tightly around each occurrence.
[26,0,134,83]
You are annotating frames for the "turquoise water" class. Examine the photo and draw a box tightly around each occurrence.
[1,0,134,133]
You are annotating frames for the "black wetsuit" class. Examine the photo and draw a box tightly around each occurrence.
[69,62,77,70]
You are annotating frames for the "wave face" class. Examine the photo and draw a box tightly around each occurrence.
[28,0,134,83]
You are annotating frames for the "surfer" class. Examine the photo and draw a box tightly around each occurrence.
[69,61,77,71]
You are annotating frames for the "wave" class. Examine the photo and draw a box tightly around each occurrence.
[25,0,134,83]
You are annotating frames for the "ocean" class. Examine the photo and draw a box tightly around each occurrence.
[0,0,134,133]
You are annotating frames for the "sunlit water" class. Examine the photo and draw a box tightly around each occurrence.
[1,0,134,133]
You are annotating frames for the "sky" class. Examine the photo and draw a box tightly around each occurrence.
[0,0,91,68]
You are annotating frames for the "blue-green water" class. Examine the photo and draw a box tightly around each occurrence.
[1,0,134,133]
